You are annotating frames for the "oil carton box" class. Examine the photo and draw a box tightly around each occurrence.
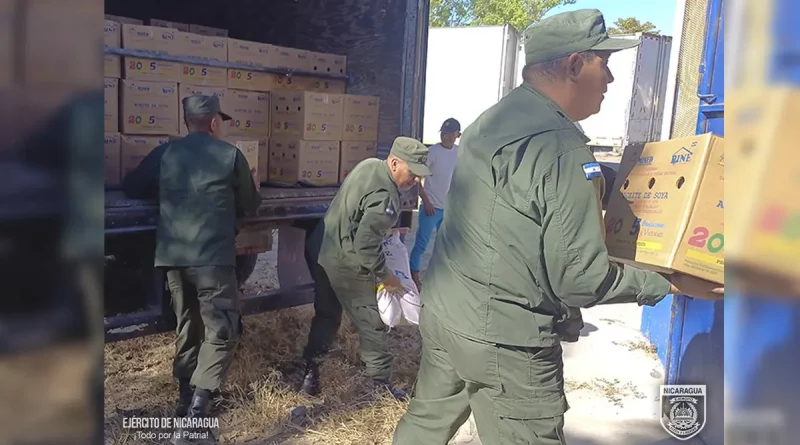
[120,135,170,177]
[604,133,724,284]
[148,19,190,32]
[271,46,312,71]
[189,24,228,37]
[104,20,121,48]
[268,138,340,186]
[309,51,347,75]
[257,139,269,183]
[120,80,179,135]
[224,89,270,138]
[224,139,260,190]
[178,85,226,134]
[342,95,380,141]
[227,39,274,68]
[104,77,119,132]
[178,63,227,87]
[235,222,274,254]
[281,76,346,94]
[122,24,180,55]
[339,141,377,182]
[104,133,121,186]
[270,91,344,141]
[726,87,800,291]
[180,32,227,62]
[124,57,181,82]
[227,69,279,92]
[105,55,122,78]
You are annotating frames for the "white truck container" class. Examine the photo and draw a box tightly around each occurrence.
[572,33,673,152]
[422,25,520,144]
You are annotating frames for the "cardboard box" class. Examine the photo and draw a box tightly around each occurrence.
[105,54,122,78]
[120,80,179,135]
[270,75,346,93]
[180,32,227,62]
[178,85,227,135]
[227,69,279,92]
[726,88,800,288]
[271,46,312,71]
[123,57,181,82]
[342,95,380,141]
[122,24,180,55]
[235,223,274,254]
[339,141,377,182]
[257,139,269,183]
[227,39,274,68]
[104,20,121,48]
[225,139,260,190]
[148,19,190,32]
[225,89,270,138]
[120,135,170,177]
[104,77,119,132]
[104,132,122,186]
[271,91,344,140]
[105,15,143,25]
[309,52,347,75]
[268,138,340,186]
[604,133,724,284]
[189,24,228,37]
[179,63,227,87]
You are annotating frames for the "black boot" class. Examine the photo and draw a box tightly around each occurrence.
[175,378,194,417]
[171,389,218,445]
[298,361,320,396]
[373,379,408,401]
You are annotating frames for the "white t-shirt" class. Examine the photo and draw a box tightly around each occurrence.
[422,143,459,210]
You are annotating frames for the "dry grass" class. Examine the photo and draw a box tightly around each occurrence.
[104,300,422,445]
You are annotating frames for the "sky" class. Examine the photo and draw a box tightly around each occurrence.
[545,0,677,36]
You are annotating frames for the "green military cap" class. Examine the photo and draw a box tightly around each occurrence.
[390,136,431,177]
[182,94,232,121]
[523,9,640,65]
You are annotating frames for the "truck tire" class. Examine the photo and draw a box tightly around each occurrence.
[235,253,259,286]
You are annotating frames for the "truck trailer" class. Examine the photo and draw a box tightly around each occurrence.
[102,0,430,342]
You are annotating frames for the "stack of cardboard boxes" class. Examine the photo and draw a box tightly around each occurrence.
[103,14,379,190]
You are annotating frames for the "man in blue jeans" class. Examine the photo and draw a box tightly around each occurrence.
[410,118,461,289]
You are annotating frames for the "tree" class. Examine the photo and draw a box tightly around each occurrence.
[607,17,660,35]
[429,0,577,33]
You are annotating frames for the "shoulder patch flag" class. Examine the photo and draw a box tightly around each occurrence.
[582,162,602,180]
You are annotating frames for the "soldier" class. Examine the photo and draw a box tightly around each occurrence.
[298,137,430,400]
[392,10,723,444]
[122,95,261,444]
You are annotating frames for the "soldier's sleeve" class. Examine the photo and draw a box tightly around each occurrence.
[536,147,672,307]
[353,190,396,281]
[121,144,168,199]
[232,148,262,217]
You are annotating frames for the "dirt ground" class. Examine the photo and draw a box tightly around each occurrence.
[104,234,425,445]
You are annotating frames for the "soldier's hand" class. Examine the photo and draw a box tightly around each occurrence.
[668,273,724,300]
[382,274,404,292]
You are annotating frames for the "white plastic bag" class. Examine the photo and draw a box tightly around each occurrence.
[376,230,422,327]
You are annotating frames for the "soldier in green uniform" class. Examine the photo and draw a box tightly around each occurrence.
[392,10,723,444]
[298,137,430,400]
[122,95,261,443]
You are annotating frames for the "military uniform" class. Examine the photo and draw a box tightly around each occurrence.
[122,95,261,426]
[393,10,673,444]
[300,137,430,395]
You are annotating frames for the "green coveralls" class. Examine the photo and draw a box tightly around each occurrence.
[303,158,401,381]
[392,84,673,444]
[122,132,262,392]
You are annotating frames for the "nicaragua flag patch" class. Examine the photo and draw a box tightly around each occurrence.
[582,162,602,180]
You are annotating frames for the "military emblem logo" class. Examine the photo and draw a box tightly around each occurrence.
[660,385,706,440]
